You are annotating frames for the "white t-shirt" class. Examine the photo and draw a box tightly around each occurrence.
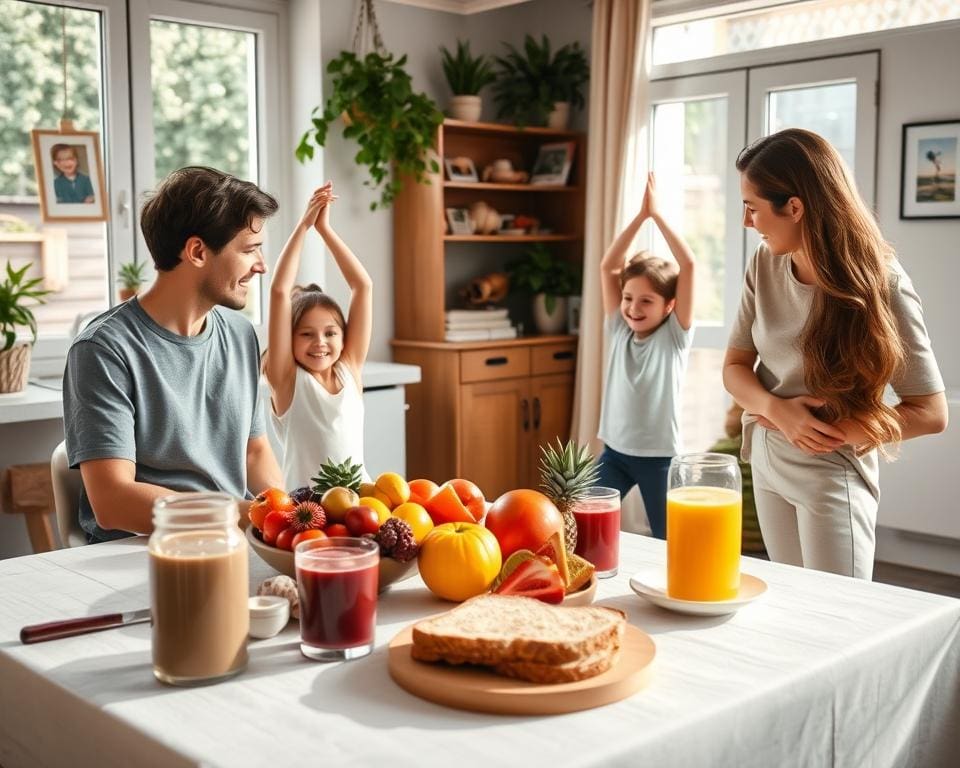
[598,310,694,457]
[271,362,368,490]
[728,244,944,496]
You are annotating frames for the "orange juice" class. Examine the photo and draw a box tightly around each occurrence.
[666,486,741,601]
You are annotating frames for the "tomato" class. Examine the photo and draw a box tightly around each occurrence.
[275,527,297,551]
[424,483,475,525]
[408,478,440,506]
[449,478,485,522]
[344,506,380,536]
[418,522,502,602]
[484,489,563,559]
[262,509,291,546]
[358,496,392,525]
[250,487,294,530]
[292,529,327,549]
[325,523,349,538]
[494,556,565,604]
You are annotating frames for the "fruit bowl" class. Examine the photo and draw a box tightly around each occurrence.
[246,527,418,592]
[561,573,598,607]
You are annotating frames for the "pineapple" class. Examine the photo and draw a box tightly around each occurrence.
[538,439,600,554]
[311,457,363,495]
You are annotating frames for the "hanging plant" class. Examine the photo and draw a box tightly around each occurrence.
[296,50,444,211]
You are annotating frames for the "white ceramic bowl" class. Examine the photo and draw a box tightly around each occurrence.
[248,595,290,639]
[246,527,418,592]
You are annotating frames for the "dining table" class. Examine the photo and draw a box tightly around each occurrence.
[1,532,958,768]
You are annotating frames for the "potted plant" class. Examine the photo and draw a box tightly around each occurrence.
[506,244,580,334]
[493,35,589,129]
[117,260,148,301]
[296,50,444,211]
[0,262,51,394]
[440,40,496,123]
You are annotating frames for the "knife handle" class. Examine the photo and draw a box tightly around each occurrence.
[20,613,124,644]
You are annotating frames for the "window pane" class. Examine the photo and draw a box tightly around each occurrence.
[0,0,109,338]
[768,83,857,172]
[653,0,960,65]
[149,19,260,322]
[651,97,727,326]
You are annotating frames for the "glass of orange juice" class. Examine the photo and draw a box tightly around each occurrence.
[666,453,742,601]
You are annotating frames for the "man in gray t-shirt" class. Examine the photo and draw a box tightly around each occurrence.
[62,166,284,542]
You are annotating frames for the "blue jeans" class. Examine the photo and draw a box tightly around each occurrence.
[597,446,672,540]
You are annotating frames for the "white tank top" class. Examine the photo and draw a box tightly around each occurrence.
[272,362,367,490]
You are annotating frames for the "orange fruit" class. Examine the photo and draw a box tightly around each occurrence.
[375,472,410,507]
[358,496,391,525]
[391,502,434,543]
[359,482,377,498]
[408,478,440,506]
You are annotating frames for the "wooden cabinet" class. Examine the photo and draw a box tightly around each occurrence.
[391,119,586,494]
[393,338,577,498]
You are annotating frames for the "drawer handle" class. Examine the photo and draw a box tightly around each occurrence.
[485,356,509,367]
[521,398,530,432]
[552,351,574,361]
[533,397,541,429]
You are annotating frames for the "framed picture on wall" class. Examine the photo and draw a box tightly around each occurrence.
[31,128,108,223]
[900,119,960,219]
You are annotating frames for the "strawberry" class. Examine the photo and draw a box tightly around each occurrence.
[288,501,326,532]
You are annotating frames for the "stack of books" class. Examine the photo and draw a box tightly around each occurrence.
[445,308,518,342]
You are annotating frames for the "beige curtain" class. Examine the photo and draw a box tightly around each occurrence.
[572,0,651,448]
[572,0,652,532]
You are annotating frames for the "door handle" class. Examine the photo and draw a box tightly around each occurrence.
[521,398,529,431]
[533,397,541,429]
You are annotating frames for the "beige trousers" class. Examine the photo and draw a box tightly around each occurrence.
[751,427,878,580]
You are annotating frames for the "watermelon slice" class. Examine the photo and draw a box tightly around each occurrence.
[424,483,475,525]
[535,530,570,588]
[493,556,565,604]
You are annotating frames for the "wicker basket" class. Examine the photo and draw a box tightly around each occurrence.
[0,343,31,393]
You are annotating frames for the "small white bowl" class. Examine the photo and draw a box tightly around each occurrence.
[248,595,290,639]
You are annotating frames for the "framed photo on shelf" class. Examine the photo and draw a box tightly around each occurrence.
[444,156,479,183]
[900,119,960,219]
[445,207,474,235]
[530,141,575,185]
[31,127,108,223]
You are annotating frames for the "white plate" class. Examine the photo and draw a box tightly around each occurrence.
[629,568,767,616]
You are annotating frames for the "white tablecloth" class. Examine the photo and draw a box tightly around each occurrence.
[1,534,958,768]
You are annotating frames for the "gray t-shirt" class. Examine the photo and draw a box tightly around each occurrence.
[63,299,265,542]
[598,310,694,457]
[728,245,944,496]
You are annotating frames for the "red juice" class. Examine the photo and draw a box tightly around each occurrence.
[295,542,379,652]
[572,488,621,576]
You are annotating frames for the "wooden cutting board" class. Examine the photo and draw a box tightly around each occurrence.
[387,622,655,715]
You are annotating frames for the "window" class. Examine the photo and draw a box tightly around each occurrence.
[653,0,960,65]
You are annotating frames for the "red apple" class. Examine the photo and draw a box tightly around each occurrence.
[344,505,380,536]
[449,478,486,522]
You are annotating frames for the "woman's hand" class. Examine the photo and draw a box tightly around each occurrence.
[765,396,846,455]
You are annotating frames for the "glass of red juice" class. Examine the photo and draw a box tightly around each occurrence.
[572,487,621,578]
[295,537,379,661]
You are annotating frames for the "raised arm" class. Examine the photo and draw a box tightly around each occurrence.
[264,185,330,410]
[600,196,648,316]
[644,173,696,330]
[314,187,373,378]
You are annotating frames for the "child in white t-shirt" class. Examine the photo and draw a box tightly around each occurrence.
[597,172,697,539]
[263,183,373,490]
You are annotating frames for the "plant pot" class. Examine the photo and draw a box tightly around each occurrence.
[532,293,568,335]
[449,95,482,122]
[119,287,138,302]
[0,343,31,394]
[547,101,571,130]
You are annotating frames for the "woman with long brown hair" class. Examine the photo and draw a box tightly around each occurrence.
[723,128,947,579]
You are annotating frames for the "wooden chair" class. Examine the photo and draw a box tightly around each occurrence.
[0,461,57,553]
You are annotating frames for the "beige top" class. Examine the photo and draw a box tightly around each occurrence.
[728,245,944,496]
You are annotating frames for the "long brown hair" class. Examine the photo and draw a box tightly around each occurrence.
[736,128,904,450]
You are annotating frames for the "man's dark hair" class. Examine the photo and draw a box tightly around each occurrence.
[140,166,279,271]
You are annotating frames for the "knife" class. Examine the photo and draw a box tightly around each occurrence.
[20,609,151,644]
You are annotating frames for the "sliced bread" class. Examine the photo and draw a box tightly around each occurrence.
[411,593,626,668]
[495,646,621,684]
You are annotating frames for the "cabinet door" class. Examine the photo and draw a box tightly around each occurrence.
[461,379,531,499]
[529,373,575,485]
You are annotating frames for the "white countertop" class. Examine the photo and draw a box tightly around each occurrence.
[0,361,421,426]
[1,535,958,767]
